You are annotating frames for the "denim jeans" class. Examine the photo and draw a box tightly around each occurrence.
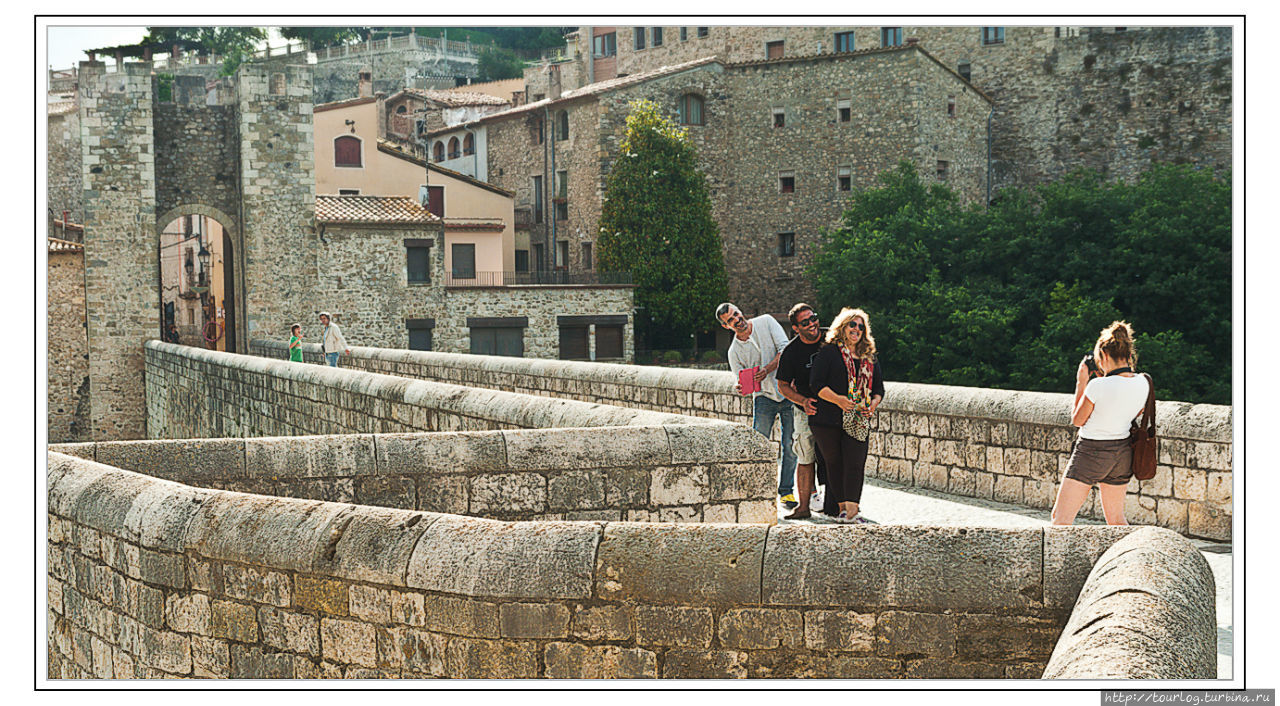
[324,352,340,367]
[752,395,797,495]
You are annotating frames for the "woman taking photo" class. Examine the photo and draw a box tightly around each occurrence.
[809,308,884,523]
[1051,321,1150,526]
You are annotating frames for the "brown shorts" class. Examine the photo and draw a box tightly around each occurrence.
[1064,437,1133,486]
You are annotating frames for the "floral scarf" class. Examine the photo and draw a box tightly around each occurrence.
[839,344,876,415]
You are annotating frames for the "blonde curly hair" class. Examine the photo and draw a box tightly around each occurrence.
[826,307,877,358]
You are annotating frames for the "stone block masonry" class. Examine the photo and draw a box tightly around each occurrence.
[48,247,90,443]
[249,342,1233,541]
[50,451,1213,679]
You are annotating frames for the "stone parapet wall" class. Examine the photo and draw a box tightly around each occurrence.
[1043,527,1217,679]
[52,422,777,525]
[248,341,1233,541]
[48,250,90,443]
[49,452,1165,679]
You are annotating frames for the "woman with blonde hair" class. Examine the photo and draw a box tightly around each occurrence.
[1051,321,1151,526]
[808,308,885,523]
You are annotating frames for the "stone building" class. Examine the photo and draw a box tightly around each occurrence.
[47,91,82,238]
[564,25,1232,191]
[309,32,483,104]
[429,45,990,316]
[47,236,89,443]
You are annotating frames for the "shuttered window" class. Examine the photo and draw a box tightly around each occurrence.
[334,136,361,167]
[596,326,624,359]
[559,326,589,360]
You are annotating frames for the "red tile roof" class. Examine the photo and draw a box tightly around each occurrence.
[400,87,509,107]
[313,95,378,113]
[48,237,84,253]
[314,195,442,225]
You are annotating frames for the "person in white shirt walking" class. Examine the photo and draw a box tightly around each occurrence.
[716,302,798,509]
[318,311,351,367]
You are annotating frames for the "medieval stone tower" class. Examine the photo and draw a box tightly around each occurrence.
[77,61,318,440]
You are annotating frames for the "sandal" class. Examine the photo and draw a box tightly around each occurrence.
[784,509,812,520]
[835,511,850,524]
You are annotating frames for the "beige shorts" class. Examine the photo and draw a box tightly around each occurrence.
[1064,437,1133,486]
[792,406,817,465]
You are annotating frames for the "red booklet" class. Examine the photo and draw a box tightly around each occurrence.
[738,367,761,395]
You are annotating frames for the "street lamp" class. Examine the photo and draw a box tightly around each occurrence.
[197,241,211,287]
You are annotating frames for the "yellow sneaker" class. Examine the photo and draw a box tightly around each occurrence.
[780,493,798,509]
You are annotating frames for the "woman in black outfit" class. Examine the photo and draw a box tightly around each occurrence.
[809,308,884,523]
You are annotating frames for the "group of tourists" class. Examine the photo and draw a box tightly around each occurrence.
[287,312,351,367]
[717,301,1151,527]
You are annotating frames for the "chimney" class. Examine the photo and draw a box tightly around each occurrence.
[358,70,372,98]
[548,63,562,101]
[905,37,919,46]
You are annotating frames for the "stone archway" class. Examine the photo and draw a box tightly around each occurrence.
[155,204,246,354]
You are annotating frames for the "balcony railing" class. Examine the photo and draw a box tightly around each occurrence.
[444,270,633,287]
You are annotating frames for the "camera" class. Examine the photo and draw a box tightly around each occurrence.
[1081,353,1099,375]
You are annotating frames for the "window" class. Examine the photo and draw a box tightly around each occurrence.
[652,27,663,47]
[596,326,623,359]
[556,240,569,267]
[452,243,476,279]
[532,176,544,224]
[556,110,569,141]
[834,31,855,53]
[334,135,361,167]
[554,169,568,221]
[981,27,1005,46]
[881,27,902,47]
[533,243,545,271]
[559,326,590,360]
[957,60,972,82]
[837,98,851,123]
[766,41,784,59]
[937,160,949,181]
[407,318,434,351]
[680,27,688,41]
[779,171,795,193]
[947,95,956,117]
[837,165,851,192]
[535,117,544,144]
[469,319,526,357]
[697,27,709,38]
[593,32,617,57]
[778,232,796,257]
[678,93,704,125]
[772,108,786,128]
[555,201,568,222]
[433,141,445,162]
[425,185,444,218]
[634,27,646,50]
[338,188,360,195]
[462,132,475,156]
[405,240,432,284]
[447,137,460,160]
[515,249,530,272]
[582,242,593,270]
[395,104,408,114]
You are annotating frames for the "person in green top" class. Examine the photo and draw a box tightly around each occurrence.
[289,323,304,362]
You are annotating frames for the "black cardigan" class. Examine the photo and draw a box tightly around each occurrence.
[808,344,885,428]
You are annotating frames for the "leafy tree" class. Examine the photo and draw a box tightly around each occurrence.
[812,161,1231,404]
[278,27,367,49]
[144,26,267,76]
[598,100,728,350]
[477,48,526,81]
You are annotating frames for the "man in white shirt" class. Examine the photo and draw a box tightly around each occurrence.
[318,311,351,367]
[716,302,798,509]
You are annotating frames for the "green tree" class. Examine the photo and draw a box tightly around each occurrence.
[144,26,268,76]
[811,161,1231,404]
[278,27,367,49]
[476,48,526,81]
[598,100,728,350]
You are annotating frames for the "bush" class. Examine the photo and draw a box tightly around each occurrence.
[699,350,725,364]
[661,350,684,364]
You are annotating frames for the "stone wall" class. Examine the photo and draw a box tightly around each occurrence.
[312,50,480,105]
[309,223,634,359]
[1042,527,1217,679]
[52,422,777,525]
[249,343,1232,541]
[50,450,1169,679]
[152,102,240,225]
[48,108,83,229]
[48,249,90,443]
[144,342,697,441]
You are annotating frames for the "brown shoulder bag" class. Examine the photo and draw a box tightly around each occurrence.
[1130,373,1157,481]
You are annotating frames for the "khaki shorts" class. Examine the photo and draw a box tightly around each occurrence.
[792,406,817,465]
[1064,437,1133,486]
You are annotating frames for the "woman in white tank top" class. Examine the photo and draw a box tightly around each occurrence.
[1050,321,1152,526]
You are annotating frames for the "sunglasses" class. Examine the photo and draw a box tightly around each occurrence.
[797,315,819,327]
[848,321,866,332]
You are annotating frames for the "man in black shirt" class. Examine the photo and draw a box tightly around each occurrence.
[776,303,831,519]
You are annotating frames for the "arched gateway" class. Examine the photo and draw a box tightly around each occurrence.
[77,61,317,440]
